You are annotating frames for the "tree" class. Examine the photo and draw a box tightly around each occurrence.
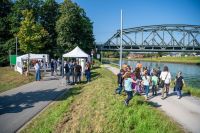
[17,10,48,72]
[17,10,48,53]
[56,0,94,54]
[9,0,43,35]
[0,0,13,66]
[40,0,59,58]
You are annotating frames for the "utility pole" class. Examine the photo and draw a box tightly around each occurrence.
[16,37,17,57]
[119,9,123,69]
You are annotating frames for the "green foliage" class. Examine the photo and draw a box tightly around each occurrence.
[56,0,94,53]
[17,10,48,53]
[0,0,13,66]
[40,0,59,57]
[1,0,94,66]
[9,0,43,34]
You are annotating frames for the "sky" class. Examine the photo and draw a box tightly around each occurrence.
[56,0,200,43]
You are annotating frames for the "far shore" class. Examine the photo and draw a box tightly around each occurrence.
[103,56,200,65]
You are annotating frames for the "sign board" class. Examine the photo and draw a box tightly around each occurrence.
[10,55,16,65]
[97,54,100,59]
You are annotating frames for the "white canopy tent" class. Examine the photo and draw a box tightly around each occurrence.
[63,46,89,58]
[16,54,49,74]
[62,46,89,75]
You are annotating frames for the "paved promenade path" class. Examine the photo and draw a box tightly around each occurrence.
[0,73,69,133]
[104,64,200,133]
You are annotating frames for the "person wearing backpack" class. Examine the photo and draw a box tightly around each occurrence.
[174,71,185,99]
[160,66,171,99]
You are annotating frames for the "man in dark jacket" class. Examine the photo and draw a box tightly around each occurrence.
[74,62,82,84]
[64,61,70,84]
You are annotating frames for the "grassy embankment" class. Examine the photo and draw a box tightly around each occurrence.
[21,65,183,133]
[103,56,200,65]
[0,67,34,93]
[109,63,200,98]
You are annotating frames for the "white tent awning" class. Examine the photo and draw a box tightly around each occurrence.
[63,46,89,58]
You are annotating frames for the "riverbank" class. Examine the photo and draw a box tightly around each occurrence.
[20,66,183,133]
[0,67,34,93]
[103,56,200,65]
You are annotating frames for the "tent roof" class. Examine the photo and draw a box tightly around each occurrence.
[63,46,89,58]
[17,54,47,60]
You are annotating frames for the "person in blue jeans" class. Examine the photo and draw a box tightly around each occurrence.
[175,71,185,99]
[34,61,40,81]
[85,63,91,82]
[124,72,136,106]
[142,70,150,100]
[115,69,124,94]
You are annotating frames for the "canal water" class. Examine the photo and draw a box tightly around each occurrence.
[111,60,200,89]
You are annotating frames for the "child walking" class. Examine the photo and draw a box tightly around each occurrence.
[175,71,185,99]
[124,72,136,106]
[151,71,159,96]
[142,70,150,100]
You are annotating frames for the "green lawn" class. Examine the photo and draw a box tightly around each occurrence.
[20,66,183,133]
[0,67,34,93]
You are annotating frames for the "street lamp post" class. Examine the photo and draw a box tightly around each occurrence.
[119,10,123,69]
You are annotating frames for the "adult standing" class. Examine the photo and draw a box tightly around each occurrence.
[74,61,82,84]
[85,62,91,83]
[50,59,54,76]
[64,61,70,84]
[54,60,57,76]
[34,60,40,81]
[160,66,171,99]
[70,61,75,84]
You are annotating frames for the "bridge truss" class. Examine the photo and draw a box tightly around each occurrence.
[97,24,200,52]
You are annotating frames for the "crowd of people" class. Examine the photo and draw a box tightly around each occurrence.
[63,60,91,85]
[33,58,92,85]
[115,63,185,106]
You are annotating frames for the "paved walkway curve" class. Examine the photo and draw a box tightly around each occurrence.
[0,73,69,133]
[104,64,200,133]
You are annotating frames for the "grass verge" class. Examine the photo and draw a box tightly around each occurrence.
[0,67,34,93]
[183,86,200,98]
[20,66,183,133]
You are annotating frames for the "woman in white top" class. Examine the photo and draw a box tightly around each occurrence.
[34,60,40,81]
[160,66,171,99]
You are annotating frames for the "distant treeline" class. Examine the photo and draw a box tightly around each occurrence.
[0,0,94,66]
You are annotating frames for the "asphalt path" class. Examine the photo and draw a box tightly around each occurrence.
[0,74,69,133]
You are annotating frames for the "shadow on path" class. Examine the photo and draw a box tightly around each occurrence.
[0,88,68,115]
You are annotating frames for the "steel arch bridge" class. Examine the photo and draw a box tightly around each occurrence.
[97,24,200,52]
